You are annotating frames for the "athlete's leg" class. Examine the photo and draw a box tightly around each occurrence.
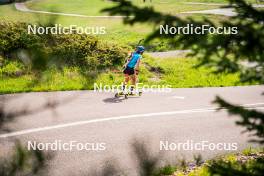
[131,74,136,86]
[123,74,129,90]
[130,74,137,93]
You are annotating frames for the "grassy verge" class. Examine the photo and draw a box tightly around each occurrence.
[0,55,258,94]
[157,147,264,176]
[142,56,250,87]
[0,1,231,50]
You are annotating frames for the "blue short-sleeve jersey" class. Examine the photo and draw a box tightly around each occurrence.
[127,52,141,68]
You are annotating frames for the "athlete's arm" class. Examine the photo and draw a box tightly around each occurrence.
[124,52,133,68]
[135,58,141,75]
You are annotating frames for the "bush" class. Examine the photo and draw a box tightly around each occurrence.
[0,55,3,66]
[0,22,44,56]
[0,60,25,77]
[0,21,128,71]
[51,34,128,69]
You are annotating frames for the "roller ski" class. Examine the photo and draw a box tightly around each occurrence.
[115,87,142,99]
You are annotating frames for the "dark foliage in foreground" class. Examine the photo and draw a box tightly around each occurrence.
[0,142,51,176]
[102,0,264,175]
[102,0,264,142]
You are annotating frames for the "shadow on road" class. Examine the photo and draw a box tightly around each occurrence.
[103,96,141,103]
[103,97,125,103]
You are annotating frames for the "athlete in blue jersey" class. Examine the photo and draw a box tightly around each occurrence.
[123,46,145,92]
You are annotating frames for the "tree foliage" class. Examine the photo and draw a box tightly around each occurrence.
[102,0,264,83]
[102,0,264,174]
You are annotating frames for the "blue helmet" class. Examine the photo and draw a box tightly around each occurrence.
[136,46,145,53]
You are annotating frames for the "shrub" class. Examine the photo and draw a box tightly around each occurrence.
[0,60,25,76]
[0,21,128,71]
[51,34,128,70]
[0,55,3,66]
[0,22,44,57]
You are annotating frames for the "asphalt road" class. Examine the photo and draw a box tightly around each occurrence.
[147,50,191,58]
[0,86,263,175]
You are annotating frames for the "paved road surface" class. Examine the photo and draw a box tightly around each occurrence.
[181,8,237,16]
[181,4,264,16]
[0,86,263,175]
[14,2,128,18]
[147,50,191,58]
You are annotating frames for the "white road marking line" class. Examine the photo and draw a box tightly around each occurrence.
[0,103,263,138]
[240,102,264,106]
[170,96,185,99]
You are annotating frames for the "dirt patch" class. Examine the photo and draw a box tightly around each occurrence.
[144,62,165,82]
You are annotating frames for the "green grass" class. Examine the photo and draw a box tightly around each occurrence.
[0,0,261,94]
[0,56,257,94]
[242,147,262,156]
[142,56,248,87]
[0,68,87,94]
[0,0,261,48]
[25,0,225,16]
[155,165,177,175]
[158,147,264,176]
[188,148,264,176]
[0,0,231,48]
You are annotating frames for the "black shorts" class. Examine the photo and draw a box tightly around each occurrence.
[123,67,135,75]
